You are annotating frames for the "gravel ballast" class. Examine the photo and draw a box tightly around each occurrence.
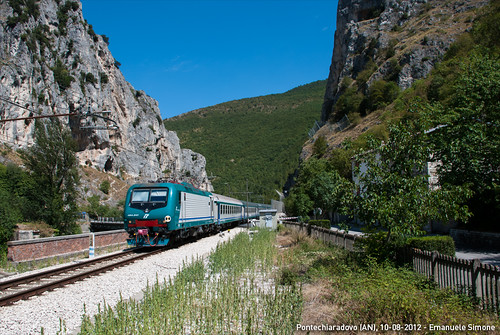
[0,227,245,334]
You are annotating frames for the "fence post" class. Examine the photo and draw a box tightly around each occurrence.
[432,251,438,285]
[472,259,481,301]
[89,233,95,258]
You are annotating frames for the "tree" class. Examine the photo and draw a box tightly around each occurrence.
[285,157,353,219]
[312,135,327,158]
[0,163,30,253]
[0,187,21,254]
[81,195,124,219]
[428,50,500,229]
[352,115,471,245]
[20,119,79,234]
[284,188,313,218]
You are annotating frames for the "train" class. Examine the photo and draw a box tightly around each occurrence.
[123,181,270,247]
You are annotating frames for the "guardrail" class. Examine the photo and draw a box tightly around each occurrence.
[90,217,124,232]
[282,221,499,313]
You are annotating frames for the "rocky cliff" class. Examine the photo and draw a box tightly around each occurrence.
[0,0,212,191]
[321,0,488,122]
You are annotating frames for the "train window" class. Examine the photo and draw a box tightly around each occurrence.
[131,189,149,202]
[129,187,169,210]
[131,188,169,204]
[150,190,168,203]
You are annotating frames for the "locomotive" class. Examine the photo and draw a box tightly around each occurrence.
[124,181,270,247]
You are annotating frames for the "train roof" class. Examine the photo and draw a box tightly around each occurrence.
[211,193,244,205]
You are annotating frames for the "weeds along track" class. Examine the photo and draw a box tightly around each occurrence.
[0,247,165,306]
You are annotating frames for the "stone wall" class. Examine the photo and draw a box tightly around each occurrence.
[7,230,128,263]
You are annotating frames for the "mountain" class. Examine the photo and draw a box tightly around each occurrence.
[164,80,327,202]
[0,0,211,191]
[292,0,499,229]
[322,0,488,123]
[300,0,489,162]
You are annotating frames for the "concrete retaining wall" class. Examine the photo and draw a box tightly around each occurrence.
[450,229,500,251]
[7,230,128,262]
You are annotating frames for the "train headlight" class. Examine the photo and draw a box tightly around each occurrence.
[164,215,171,223]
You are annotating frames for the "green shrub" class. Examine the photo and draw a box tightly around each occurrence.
[367,80,400,111]
[358,231,408,263]
[308,220,331,229]
[312,135,327,157]
[99,180,110,195]
[6,0,40,28]
[356,59,378,88]
[57,1,79,35]
[52,59,73,90]
[334,87,364,116]
[328,148,353,179]
[406,235,456,257]
[99,72,109,84]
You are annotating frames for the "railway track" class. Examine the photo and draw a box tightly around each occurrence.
[0,247,166,306]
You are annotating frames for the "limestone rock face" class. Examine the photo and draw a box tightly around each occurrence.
[0,0,212,191]
[321,0,488,122]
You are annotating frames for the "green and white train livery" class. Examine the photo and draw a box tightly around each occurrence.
[124,181,269,247]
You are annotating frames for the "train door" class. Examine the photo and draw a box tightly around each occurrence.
[180,192,186,227]
[210,196,214,222]
[217,201,221,225]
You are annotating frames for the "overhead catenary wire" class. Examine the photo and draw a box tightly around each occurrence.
[0,112,77,123]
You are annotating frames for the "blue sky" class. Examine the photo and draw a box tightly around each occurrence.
[81,0,338,119]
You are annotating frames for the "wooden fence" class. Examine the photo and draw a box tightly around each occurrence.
[283,222,361,251]
[282,221,500,313]
[412,248,499,313]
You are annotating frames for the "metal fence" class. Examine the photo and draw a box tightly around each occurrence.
[282,221,500,313]
[334,114,350,132]
[307,115,350,139]
[308,120,325,138]
[90,217,124,232]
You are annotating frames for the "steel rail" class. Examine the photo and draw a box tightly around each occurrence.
[0,248,138,291]
[0,247,164,306]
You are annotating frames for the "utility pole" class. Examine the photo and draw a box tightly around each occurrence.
[230,180,253,229]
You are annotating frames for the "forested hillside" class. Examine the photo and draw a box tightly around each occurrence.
[164,80,326,202]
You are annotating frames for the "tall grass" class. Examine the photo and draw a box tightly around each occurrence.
[281,229,500,330]
[79,229,302,334]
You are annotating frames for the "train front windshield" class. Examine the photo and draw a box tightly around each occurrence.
[130,188,169,209]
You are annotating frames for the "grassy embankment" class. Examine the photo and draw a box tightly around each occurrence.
[78,228,499,334]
